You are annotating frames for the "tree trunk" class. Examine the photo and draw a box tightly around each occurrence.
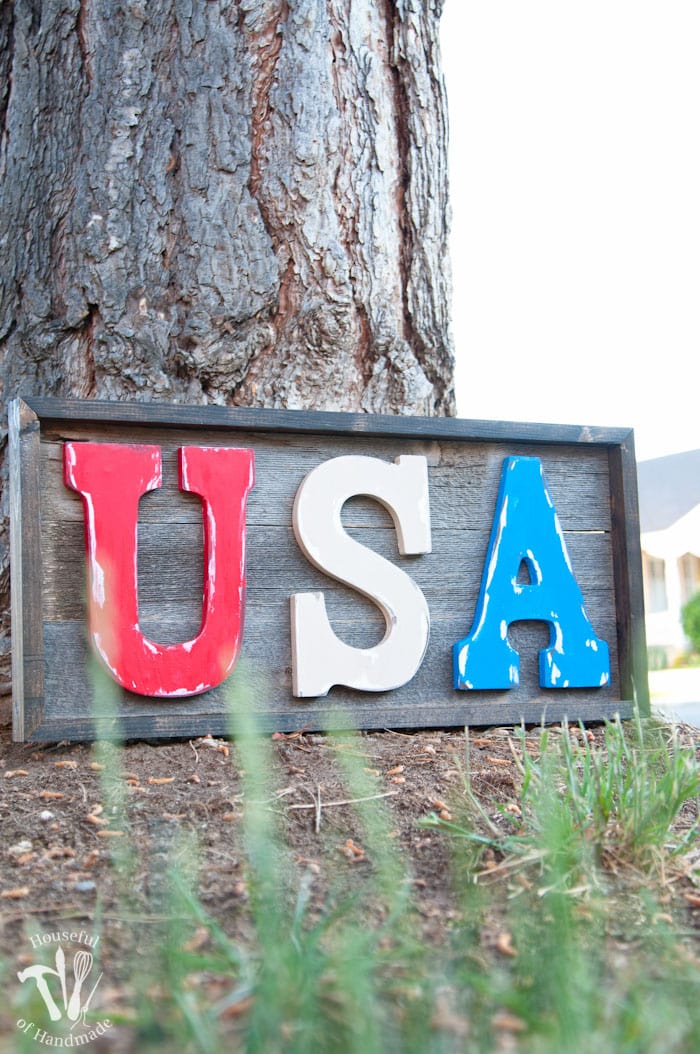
[0,0,454,695]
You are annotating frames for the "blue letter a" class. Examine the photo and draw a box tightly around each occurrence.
[453,457,610,690]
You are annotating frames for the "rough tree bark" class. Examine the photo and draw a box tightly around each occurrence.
[0,0,454,695]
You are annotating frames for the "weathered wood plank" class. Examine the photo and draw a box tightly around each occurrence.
[27,396,634,447]
[42,521,617,625]
[23,699,636,743]
[9,399,45,741]
[40,431,613,531]
[41,612,622,736]
[608,439,650,712]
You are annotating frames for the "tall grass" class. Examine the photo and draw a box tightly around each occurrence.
[5,697,700,1053]
[427,712,700,883]
[421,712,700,1052]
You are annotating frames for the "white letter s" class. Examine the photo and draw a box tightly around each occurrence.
[291,455,431,697]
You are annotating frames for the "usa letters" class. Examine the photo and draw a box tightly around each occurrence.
[64,443,610,701]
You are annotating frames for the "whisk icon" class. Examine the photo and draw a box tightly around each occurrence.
[67,951,94,1021]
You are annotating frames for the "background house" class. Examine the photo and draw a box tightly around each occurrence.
[638,449,700,667]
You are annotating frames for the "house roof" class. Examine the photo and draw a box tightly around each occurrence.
[637,448,700,534]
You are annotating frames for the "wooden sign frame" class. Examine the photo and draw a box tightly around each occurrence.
[9,396,648,742]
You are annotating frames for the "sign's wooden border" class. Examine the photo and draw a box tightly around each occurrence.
[9,396,649,741]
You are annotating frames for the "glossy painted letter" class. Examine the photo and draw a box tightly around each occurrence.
[453,456,610,690]
[64,442,255,697]
[291,455,431,696]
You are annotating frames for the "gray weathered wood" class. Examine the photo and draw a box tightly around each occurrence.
[30,396,633,446]
[40,429,614,530]
[8,399,44,740]
[608,434,650,712]
[10,397,645,740]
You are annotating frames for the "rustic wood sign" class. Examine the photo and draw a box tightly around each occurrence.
[9,397,648,742]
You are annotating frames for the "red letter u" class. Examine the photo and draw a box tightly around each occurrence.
[64,442,255,697]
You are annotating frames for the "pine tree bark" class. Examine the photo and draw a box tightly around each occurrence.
[0,0,454,695]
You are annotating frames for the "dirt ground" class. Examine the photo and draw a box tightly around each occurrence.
[1,718,699,1048]
[0,722,531,949]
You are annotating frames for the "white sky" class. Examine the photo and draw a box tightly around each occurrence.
[441,2,700,463]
